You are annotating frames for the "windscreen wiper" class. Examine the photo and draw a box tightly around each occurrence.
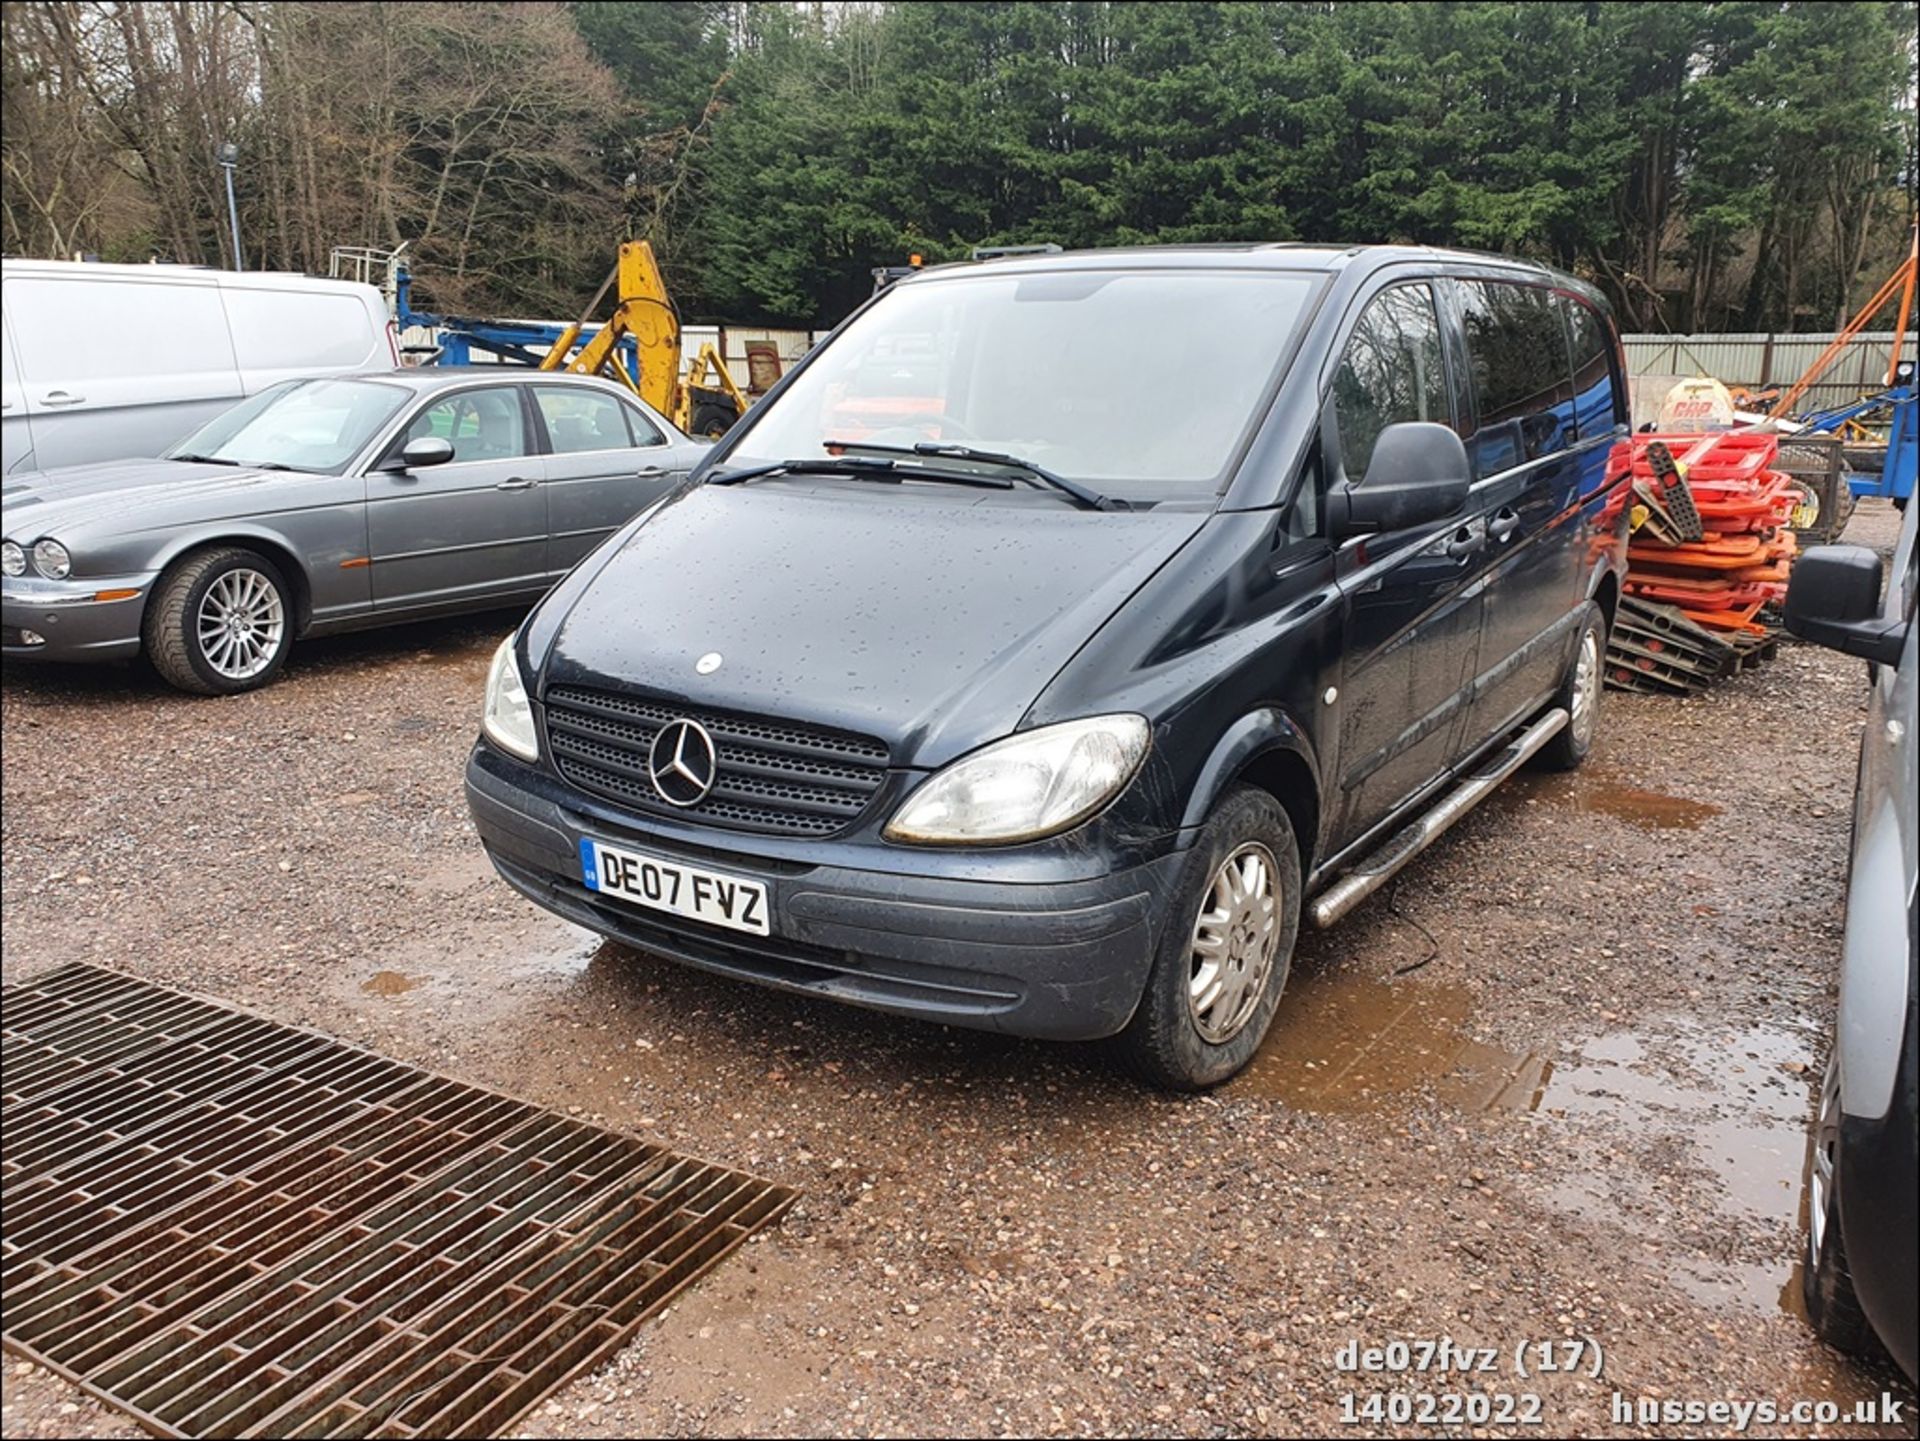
[169,453,241,465]
[707,456,1014,491]
[826,440,1124,511]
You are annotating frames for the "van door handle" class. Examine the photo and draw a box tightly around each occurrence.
[1489,508,1521,542]
[495,476,536,491]
[1445,526,1484,560]
[41,391,86,407]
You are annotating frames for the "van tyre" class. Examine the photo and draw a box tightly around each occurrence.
[1117,785,1300,1090]
[1535,602,1606,772]
[1802,1055,1882,1358]
[144,546,294,695]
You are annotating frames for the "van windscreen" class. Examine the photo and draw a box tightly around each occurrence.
[727,269,1318,503]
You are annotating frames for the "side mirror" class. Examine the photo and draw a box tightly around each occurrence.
[1785,545,1904,667]
[389,436,454,471]
[1328,421,1470,538]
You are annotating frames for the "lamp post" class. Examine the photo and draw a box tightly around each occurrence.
[216,141,244,270]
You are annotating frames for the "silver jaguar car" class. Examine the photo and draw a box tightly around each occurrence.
[1,371,708,693]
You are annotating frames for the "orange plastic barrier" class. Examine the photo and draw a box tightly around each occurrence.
[1621,431,1796,655]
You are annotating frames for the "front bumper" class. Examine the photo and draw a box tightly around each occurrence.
[466,743,1185,1041]
[2,573,154,661]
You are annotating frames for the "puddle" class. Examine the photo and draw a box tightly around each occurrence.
[1778,1263,1808,1322]
[1540,1016,1815,1317]
[1539,1018,1811,1223]
[1670,1260,1795,1313]
[525,931,605,982]
[1238,967,1816,1321]
[1669,1257,1811,1319]
[1497,767,1728,832]
[361,970,426,997]
[1572,779,1722,830]
[1232,968,1550,1113]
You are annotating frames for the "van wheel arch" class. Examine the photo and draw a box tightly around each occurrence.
[1232,746,1320,879]
[1179,713,1323,872]
[1591,570,1619,635]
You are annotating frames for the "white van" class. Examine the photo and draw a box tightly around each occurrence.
[0,260,397,475]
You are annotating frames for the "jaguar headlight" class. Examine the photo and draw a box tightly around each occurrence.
[31,539,70,579]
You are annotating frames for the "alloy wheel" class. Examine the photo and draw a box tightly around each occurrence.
[1808,1054,1841,1265]
[196,568,285,681]
[1187,842,1281,1044]
[1570,627,1600,748]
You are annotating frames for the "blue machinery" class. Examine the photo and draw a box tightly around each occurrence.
[1792,370,1917,504]
[1874,379,1918,502]
[392,265,643,386]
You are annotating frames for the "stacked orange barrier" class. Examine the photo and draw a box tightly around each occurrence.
[1621,432,1798,635]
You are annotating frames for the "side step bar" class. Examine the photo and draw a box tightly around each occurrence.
[1308,707,1569,929]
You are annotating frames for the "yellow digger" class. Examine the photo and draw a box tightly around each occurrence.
[538,241,750,437]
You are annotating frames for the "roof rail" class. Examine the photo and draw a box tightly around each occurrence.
[969,244,1062,260]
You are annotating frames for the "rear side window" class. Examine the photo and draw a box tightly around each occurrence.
[1560,295,1623,440]
[224,288,376,372]
[622,403,665,447]
[535,387,635,454]
[1332,284,1449,482]
[1457,281,1576,478]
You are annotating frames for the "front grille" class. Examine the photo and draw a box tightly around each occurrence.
[543,685,890,837]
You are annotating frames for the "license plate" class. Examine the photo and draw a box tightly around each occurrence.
[579,838,770,936]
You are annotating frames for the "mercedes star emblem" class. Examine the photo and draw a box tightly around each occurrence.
[696,651,723,675]
[648,718,719,807]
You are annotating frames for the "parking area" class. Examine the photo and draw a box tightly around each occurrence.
[3,502,1913,1439]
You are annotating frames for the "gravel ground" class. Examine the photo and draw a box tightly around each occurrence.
[3,501,1914,1439]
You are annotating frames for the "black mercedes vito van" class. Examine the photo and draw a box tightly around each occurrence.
[467,244,1631,1088]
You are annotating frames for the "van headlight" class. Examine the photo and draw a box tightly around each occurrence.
[885,715,1150,845]
[482,636,539,761]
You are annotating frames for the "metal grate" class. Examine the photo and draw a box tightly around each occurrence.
[1773,434,1855,545]
[1,962,797,1439]
[543,684,890,838]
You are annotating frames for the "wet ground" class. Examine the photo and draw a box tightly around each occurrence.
[2,501,1913,1438]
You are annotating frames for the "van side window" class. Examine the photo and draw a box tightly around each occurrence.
[1457,281,1576,478]
[1560,295,1624,440]
[1332,284,1448,483]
